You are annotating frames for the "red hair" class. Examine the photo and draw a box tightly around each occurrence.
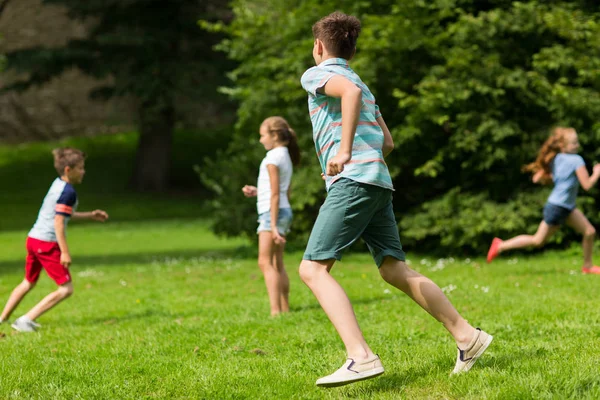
[523,127,575,184]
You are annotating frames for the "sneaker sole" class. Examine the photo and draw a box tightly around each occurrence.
[316,367,385,388]
[11,323,35,333]
[453,334,493,374]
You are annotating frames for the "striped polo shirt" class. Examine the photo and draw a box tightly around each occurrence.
[28,178,78,242]
[300,57,393,192]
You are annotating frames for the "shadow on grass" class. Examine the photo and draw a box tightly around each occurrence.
[0,246,257,275]
[289,296,390,314]
[339,360,447,396]
[77,308,205,327]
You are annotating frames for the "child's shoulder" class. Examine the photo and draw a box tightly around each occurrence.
[556,153,584,166]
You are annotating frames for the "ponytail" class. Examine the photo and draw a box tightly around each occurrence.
[261,116,301,166]
[286,127,301,166]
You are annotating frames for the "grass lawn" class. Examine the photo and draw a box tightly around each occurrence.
[1,219,600,399]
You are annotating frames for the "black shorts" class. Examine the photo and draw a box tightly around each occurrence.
[543,203,574,226]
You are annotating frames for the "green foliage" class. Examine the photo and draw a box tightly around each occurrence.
[4,0,228,104]
[206,0,600,253]
[2,0,233,191]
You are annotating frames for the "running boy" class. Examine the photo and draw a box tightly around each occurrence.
[0,148,108,332]
[299,12,492,387]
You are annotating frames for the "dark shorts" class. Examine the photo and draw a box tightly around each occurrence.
[25,236,71,285]
[303,178,406,267]
[543,203,574,226]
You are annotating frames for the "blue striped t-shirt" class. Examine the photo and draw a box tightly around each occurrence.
[300,57,393,192]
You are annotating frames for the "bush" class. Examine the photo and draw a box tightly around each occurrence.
[203,0,600,254]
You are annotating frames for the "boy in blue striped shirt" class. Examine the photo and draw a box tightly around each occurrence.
[299,12,492,387]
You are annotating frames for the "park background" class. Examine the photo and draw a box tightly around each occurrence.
[1,1,600,399]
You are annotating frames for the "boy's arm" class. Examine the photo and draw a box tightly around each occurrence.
[320,75,362,176]
[54,215,71,268]
[72,210,109,222]
[376,116,394,157]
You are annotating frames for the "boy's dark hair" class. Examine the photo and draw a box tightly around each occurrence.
[52,147,86,176]
[312,11,361,60]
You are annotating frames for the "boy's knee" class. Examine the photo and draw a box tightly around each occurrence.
[379,259,409,283]
[22,280,36,291]
[298,261,313,283]
[58,284,74,298]
[299,260,327,284]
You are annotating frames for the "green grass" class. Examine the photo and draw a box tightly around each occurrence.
[1,219,600,399]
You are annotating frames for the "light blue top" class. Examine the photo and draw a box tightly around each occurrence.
[547,153,585,209]
[28,178,78,242]
[300,58,393,192]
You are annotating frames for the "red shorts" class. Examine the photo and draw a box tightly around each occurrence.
[25,237,71,285]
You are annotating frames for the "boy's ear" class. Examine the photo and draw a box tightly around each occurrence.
[316,39,324,56]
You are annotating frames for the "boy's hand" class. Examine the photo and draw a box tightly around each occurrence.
[326,152,351,176]
[60,252,72,268]
[242,185,258,197]
[593,164,600,175]
[91,210,109,222]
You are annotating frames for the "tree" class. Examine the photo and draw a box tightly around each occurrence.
[2,0,230,191]
[204,0,600,253]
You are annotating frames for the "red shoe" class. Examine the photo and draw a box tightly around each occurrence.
[486,238,503,264]
[581,266,600,275]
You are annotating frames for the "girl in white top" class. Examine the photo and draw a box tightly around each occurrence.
[242,116,300,315]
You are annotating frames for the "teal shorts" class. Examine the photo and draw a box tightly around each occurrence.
[303,178,406,267]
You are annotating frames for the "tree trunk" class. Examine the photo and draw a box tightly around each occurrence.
[129,100,175,192]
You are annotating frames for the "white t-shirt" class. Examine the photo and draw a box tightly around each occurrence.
[257,146,293,214]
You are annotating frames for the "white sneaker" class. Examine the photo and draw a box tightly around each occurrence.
[452,328,493,373]
[316,355,384,388]
[11,316,37,333]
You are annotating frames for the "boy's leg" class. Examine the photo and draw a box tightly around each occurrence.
[299,259,383,387]
[258,232,283,315]
[379,258,476,346]
[21,239,73,322]
[1,241,43,322]
[301,179,384,386]
[565,209,598,271]
[1,279,36,322]
[272,241,290,312]
[364,194,491,373]
[299,259,375,360]
[25,281,73,321]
